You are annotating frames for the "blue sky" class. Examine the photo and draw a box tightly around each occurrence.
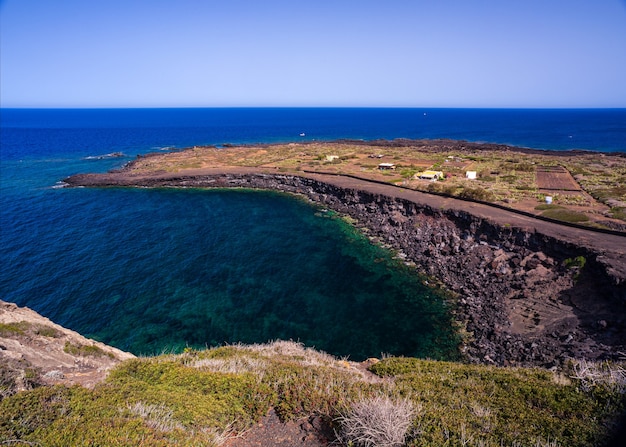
[1,0,625,108]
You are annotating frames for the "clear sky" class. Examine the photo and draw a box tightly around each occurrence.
[1,0,626,108]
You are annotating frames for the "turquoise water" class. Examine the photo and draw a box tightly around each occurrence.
[2,108,624,360]
[2,182,459,360]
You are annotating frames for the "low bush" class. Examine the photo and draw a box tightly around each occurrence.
[500,174,518,183]
[564,256,587,270]
[458,186,495,202]
[35,324,61,338]
[610,207,626,221]
[426,182,458,196]
[535,204,564,211]
[515,162,536,172]
[127,401,182,432]
[63,341,114,358]
[0,321,61,339]
[567,359,626,393]
[540,208,589,223]
[0,321,29,337]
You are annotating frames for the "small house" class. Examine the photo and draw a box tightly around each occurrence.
[466,171,477,180]
[326,155,340,162]
[417,170,444,181]
[378,163,396,170]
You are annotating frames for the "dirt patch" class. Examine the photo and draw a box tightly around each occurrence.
[225,408,334,447]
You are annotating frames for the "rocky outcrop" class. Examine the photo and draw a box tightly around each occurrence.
[64,171,626,367]
[0,300,135,395]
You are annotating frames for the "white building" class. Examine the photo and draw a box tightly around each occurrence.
[416,170,444,181]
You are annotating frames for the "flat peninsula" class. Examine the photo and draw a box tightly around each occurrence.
[65,139,626,367]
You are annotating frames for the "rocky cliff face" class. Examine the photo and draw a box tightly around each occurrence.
[0,300,135,396]
[64,171,626,367]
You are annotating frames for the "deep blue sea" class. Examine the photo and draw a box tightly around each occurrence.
[1,108,625,360]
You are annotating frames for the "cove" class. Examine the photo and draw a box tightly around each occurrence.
[64,187,460,360]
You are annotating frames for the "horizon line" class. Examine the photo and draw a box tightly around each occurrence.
[2,105,626,110]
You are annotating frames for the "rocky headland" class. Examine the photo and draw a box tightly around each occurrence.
[64,141,626,368]
[0,300,135,394]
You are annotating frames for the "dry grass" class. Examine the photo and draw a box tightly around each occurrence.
[335,394,416,447]
[190,340,381,383]
[127,401,182,433]
[568,359,626,393]
[238,339,339,366]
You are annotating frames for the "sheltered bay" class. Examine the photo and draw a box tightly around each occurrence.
[65,139,626,367]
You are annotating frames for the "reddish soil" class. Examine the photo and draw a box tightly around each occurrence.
[536,166,583,191]
[224,409,334,447]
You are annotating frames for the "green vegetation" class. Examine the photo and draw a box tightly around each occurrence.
[0,321,29,337]
[515,162,536,172]
[611,207,626,220]
[500,174,518,183]
[458,186,496,202]
[564,256,587,270]
[1,341,624,446]
[400,167,420,179]
[564,256,587,280]
[63,341,114,358]
[540,208,590,223]
[370,358,625,447]
[535,204,565,211]
[515,185,536,191]
[588,185,626,202]
[0,321,61,339]
[35,324,61,338]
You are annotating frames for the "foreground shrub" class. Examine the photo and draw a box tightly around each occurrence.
[336,394,415,447]
[458,186,495,202]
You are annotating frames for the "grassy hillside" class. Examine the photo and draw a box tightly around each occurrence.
[1,341,624,446]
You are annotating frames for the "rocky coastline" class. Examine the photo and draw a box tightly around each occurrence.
[65,169,626,368]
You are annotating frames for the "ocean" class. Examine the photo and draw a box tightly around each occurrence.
[1,108,625,360]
